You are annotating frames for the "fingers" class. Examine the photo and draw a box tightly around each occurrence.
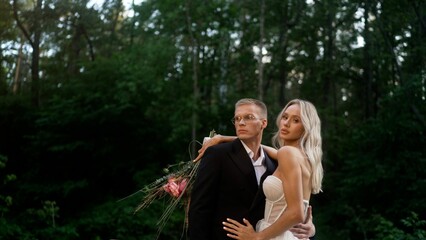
[242,218,252,227]
[226,218,243,227]
[192,140,211,162]
[223,224,239,235]
[290,229,309,239]
[223,218,257,240]
[225,233,240,240]
[290,205,315,238]
[193,144,208,162]
[223,218,246,240]
[222,219,240,238]
[290,223,309,238]
[222,218,246,233]
[193,135,225,162]
[293,223,309,231]
[193,152,203,162]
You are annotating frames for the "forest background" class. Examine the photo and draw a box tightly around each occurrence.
[0,0,425,239]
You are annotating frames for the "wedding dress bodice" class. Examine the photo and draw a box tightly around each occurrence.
[256,175,309,240]
[262,175,310,224]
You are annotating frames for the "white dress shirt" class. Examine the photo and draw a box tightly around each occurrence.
[241,140,267,185]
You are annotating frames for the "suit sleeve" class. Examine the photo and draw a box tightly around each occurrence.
[188,147,222,240]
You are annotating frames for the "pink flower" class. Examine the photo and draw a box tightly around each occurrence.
[163,177,188,198]
[178,178,188,192]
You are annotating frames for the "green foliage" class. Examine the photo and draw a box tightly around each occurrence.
[21,201,78,239]
[316,77,426,238]
[26,201,59,227]
[0,154,15,215]
[371,212,426,240]
[1,0,425,238]
[2,201,78,239]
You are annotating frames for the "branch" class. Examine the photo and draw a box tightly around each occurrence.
[81,24,95,61]
[288,1,305,29]
[411,1,426,34]
[12,0,34,47]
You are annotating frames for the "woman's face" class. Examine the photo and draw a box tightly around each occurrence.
[279,104,304,146]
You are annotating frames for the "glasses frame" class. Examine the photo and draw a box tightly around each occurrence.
[231,114,261,125]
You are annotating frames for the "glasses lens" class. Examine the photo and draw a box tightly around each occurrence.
[232,115,258,125]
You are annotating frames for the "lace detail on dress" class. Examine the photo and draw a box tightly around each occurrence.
[263,175,287,224]
[256,175,309,240]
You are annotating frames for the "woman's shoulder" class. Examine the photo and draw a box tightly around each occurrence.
[277,146,304,163]
[277,145,300,155]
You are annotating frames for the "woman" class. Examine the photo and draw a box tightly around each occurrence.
[196,99,323,240]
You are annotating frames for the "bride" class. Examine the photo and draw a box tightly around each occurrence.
[198,99,323,240]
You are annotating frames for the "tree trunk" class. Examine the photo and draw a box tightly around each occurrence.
[362,0,374,119]
[185,0,199,156]
[258,0,265,101]
[31,0,42,107]
[13,40,23,94]
[12,0,42,106]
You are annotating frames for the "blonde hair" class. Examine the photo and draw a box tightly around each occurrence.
[272,99,323,194]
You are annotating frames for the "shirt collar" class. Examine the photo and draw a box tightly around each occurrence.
[240,140,265,166]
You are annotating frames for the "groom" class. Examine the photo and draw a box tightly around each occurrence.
[188,98,315,239]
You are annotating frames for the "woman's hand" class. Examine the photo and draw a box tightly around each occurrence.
[193,135,222,162]
[223,218,259,240]
[289,206,315,239]
[193,135,238,162]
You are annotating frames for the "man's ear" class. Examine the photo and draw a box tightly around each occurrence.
[261,119,268,129]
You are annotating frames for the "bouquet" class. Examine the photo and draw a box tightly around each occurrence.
[121,130,216,238]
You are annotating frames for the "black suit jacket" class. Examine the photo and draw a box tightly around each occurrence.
[188,139,277,240]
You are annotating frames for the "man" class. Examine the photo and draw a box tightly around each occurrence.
[188,98,315,239]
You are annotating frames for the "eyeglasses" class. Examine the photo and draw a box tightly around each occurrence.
[231,114,260,125]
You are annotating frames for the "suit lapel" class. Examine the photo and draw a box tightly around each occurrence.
[250,153,277,211]
[230,139,258,191]
[264,154,277,176]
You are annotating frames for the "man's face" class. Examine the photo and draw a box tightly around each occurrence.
[233,104,267,141]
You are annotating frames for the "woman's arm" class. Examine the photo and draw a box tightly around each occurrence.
[261,145,278,160]
[193,135,236,162]
[257,146,305,239]
[290,206,316,239]
[194,134,279,162]
[223,146,306,240]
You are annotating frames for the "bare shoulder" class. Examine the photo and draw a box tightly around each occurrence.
[277,146,304,165]
[277,146,302,157]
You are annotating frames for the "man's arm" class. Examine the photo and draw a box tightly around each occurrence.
[289,205,316,239]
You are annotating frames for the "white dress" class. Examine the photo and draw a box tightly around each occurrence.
[256,175,309,240]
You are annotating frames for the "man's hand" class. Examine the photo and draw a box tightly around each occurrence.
[289,205,315,239]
